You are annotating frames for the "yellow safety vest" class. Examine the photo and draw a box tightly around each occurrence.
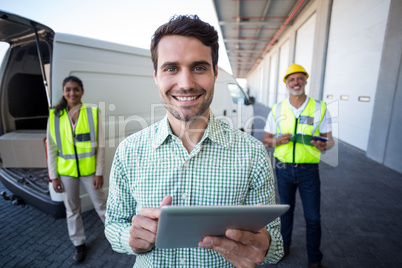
[272,98,326,163]
[49,103,98,177]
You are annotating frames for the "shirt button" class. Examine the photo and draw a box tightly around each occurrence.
[180,259,186,265]
[181,193,187,200]
[183,161,189,167]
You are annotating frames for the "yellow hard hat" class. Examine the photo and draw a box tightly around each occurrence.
[283,63,309,83]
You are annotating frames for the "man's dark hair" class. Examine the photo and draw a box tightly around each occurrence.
[150,14,219,73]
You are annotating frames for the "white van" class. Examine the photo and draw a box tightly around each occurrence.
[0,10,255,218]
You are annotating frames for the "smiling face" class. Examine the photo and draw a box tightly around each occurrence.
[286,72,307,96]
[153,35,218,123]
[63,80,84,108]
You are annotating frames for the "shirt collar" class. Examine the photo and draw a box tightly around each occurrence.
[152,115,171,149]
[287,95,309,111]
[152,111,230,149]
[205,112,230,148]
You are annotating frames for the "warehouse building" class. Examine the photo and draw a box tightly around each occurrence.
[213,0,401,173]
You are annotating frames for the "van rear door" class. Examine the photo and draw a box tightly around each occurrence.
[0,10,54,164]
[0,11,64,219]
[0,10,54,108]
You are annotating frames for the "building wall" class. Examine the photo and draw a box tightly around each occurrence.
[367,0,402,173]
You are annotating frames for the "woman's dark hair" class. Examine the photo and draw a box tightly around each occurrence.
[53,76,84,117]
[150,14,219,74]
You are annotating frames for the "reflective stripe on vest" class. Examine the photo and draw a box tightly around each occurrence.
[49,103,98,177]
[272,98,326,163]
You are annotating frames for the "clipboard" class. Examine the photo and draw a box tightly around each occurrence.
[155,204,290,249]
[289,134,328,145]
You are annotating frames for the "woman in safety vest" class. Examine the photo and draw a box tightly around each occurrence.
[46,76,106,264]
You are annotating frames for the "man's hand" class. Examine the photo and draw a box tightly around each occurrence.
[276,133,292,146]
[310,139,327,151]
[198,227,270,268]
[310,132,334,151]
[129,196,172,253]
[263,132,292,147]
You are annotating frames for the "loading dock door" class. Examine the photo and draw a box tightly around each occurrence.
[277,40,290,103]
[268,52,278,108]
[294,13,317,96]
[322,0,391,151]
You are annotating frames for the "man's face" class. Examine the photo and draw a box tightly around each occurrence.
[153,35,218,122]
[286,73,307,96]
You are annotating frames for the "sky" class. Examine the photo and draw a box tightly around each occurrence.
[0,0,233,74]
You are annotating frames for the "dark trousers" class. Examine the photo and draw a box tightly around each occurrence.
[275,159,323,264]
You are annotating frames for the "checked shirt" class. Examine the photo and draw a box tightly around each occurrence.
[105,112,284,267]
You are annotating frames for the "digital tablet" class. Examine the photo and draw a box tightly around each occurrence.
[290,134,328,145]
[155,204,290,248]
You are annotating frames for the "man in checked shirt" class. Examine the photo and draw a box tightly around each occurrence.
[105,15,284,267]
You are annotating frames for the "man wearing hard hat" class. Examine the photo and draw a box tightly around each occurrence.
[263,63,334,268]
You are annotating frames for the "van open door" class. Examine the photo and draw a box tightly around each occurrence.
[0,10,64,218]
[0,10,53,108]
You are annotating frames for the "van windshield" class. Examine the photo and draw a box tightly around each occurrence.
[228,83,248,105]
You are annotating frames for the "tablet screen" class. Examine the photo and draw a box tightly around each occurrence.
[155,204,289,248]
